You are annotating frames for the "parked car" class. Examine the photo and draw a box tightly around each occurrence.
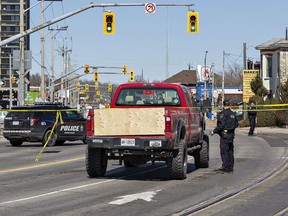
[3,103,87,147]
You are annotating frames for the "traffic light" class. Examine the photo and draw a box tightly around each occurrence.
[94,71,99,82]
[187,11,199,33]
[96,91,100,96]
[103,11,115,34]
[76,81,81,90]
[122,65,127,75]
[95,81,99,91]
[12,76,16,84]
[85,84,89,92]
[84,64,90,74]
[108,84,112,93]
[129,70,134,82]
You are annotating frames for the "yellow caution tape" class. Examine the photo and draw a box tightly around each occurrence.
[35,111,62,162]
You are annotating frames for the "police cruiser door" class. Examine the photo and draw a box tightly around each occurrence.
[57,110,86,138]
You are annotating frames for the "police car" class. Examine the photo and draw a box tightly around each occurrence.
[3,103,87,147]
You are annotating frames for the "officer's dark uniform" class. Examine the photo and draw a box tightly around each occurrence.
[248,102,257,136]
[213,101,239,173]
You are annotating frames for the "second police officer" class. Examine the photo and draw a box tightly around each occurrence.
[210,100,239,173]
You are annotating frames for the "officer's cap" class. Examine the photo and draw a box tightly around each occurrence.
[223,99,230,106]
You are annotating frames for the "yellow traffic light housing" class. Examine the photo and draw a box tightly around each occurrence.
[95,82,99,91]
[85,84,89,92]
[94,71,99,82]
[12,76,16,84]
[129,70,135,82]
[108,84,113,93]
[76,81,81,90]
[187,11,199,33]
[96,91,100,96]
[103,11,115,34]
[84,64,90,74]
[122,65,127,75]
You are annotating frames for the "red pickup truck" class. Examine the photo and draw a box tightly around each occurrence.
[85,83,209,179]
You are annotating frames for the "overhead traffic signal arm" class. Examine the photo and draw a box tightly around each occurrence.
[187,11,199,33]
[103,11,115,34]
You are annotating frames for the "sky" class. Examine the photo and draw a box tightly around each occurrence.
[28,0,288,84]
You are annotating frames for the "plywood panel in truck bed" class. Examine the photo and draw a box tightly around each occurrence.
[93,108,165,136]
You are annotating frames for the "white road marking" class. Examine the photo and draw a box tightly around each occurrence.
[109,190,162,205]
[0,179,114,205]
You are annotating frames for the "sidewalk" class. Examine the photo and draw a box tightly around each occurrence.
[206,120,288,135]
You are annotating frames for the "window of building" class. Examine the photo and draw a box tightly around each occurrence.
[265,54,273,78]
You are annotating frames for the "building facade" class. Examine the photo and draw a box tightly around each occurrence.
[256,38,288,97]
[0,0,30,102]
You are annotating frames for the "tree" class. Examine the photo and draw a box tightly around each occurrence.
[30,73,41,86]
[279,80,288,103]
[250,73,268,97]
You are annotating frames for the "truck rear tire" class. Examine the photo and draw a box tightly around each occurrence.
[167,139,187,180]
[86,148,107,177]
[194,140,209,168]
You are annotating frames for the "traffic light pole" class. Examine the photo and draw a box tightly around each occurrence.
[0,2,194,103]
[0,3,194,48]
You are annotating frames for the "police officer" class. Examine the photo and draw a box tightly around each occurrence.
[210,100,239,173]
[248,101,257,136]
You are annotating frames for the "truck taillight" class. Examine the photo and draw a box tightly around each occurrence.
[165,112,171,132]
[30,118,40,126]
[86,110,94,136]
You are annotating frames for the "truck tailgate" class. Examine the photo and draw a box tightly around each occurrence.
[93,108,165,136]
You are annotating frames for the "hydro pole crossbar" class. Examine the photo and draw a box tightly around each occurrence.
[0,3,194,47]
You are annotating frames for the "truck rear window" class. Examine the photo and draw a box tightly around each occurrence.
[116,88,181,106]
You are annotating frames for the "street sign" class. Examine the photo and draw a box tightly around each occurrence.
[145,3,156,14]
[0,80,5,86]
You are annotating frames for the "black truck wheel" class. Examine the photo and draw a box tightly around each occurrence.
[167,139,188,180]
[10,140,23,147]
[86,148,107,178]
[42,129,57,147]
[194,140,209,168]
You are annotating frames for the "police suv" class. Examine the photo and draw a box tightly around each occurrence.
[3,103,87,147]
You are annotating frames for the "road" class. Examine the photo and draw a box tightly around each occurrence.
[0,128,287,216]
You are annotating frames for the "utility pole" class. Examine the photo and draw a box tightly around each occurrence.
[204,51,208,99]
[59,38,72,105]
[222,51,225,106]
[9,54,12,109]
[19,0,25,106]
[41,0,45,101]
[49,26,68,102]
[211,64,215,120]
[243,42,247,70]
